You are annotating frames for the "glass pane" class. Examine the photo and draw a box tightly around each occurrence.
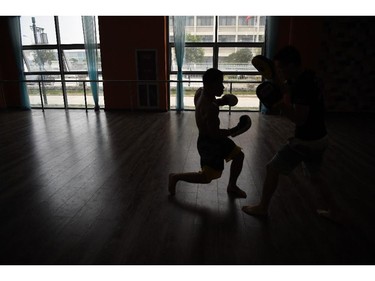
[65,74,88,108]
[218,16,236,26]
[64,74,104,108]
[63,50,101,72]
[223,78,261,110]
[58,16,100,44]
[194,16,215,42]
[194,35,213,42]
[63,50,87,71]
[26,76,42,106]
[171,47,213,71]
[186,16,194,26]
[98,74,104,107]
[169,16,214,43]
[97,51,102,71]
[169,74,260,111]
[26,75,64,108]
[218,35,236,42]
[186,16,214,42]
[218,16,266,43]
[169,74,203,110]
[224,76,262,94]
[196,16,214,26]
[224,74,262,82]
[20,16,57,45]
[218,47,263,71]
[58,16,84,44]
[23,49,60,72]
[169,17,174,42]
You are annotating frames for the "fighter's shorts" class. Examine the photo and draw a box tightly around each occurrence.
[268,135,329,176]
[197,135,242,180]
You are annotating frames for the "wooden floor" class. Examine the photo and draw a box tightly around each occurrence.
[0,109,375,265]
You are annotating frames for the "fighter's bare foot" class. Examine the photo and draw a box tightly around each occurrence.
[227,186,247,198]
[242,204,268,217]
[168,173,177,195]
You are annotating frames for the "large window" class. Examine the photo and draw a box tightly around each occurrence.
[169,16,266,111]
[20,16,103,109]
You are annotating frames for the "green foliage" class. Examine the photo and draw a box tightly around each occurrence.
[32,50,56,66]
[225,49,253,63]
[185,34,205,63]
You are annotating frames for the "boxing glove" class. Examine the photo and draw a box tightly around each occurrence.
[256,81,283,109]
[252,55,275,80]
[222,94,238,106]
[216,94,238,107]
[230,115,252,137]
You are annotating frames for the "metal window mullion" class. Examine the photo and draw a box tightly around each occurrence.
[213,16,219,69]
[22,45,57,50]
[59,44,85,50]
[54,16,68,109]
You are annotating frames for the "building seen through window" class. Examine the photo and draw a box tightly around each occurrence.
[169,16,267,111]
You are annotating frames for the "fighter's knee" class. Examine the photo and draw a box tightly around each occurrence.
[204,172,221,182]
[237,150,245,160]
[201,166,222,182]
[202,176,213,184]
[232,150,244,163]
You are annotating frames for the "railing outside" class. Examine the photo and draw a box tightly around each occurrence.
[0,79,261,112]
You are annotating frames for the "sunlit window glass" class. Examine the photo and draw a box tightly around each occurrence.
[168,16,266,111]
[63,50,87,71]
[186,16,194,26]
[218,47,263,71]
[58,16,85,44]
[23,49,60,72]
[20,16,57,45]
[20,16,102,109]
[196,16,214,26]
[219,16,236,26]
[170,47,213,71]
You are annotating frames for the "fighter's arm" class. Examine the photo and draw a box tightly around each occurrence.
[277,101,309,126]
[204,106,232,138]
[273,82,309,126]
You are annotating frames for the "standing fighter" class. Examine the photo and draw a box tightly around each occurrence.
[168,68,251,198]
[242,46,335,219]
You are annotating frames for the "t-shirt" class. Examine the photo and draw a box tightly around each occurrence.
[290,70,327,140]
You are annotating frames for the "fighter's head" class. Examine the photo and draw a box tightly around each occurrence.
[273,45,302,81]
[203,68,224,97]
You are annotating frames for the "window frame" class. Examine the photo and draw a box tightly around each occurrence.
[168,16,267,111]
[169,16,266,79]
[21,16,102,109]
